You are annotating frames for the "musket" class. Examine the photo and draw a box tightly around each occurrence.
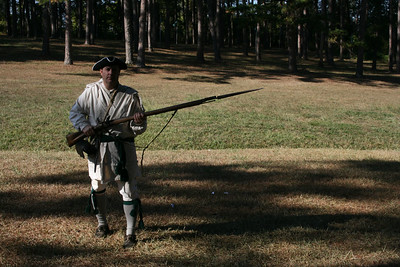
[66,87,263,147]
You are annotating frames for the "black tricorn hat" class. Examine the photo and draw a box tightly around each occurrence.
[92,56,128,71]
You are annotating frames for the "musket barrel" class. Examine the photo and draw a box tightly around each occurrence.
[66,88,262,148]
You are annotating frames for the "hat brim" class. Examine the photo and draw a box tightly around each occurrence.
[92,57,128,71]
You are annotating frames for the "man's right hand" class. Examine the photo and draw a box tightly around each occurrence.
[82,125,95,136]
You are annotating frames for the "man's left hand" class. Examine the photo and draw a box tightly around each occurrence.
[133,112,145,124]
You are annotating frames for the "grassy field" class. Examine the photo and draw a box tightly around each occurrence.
[1,37,399,151]
[1,37,400,266]
[1,149,400,266]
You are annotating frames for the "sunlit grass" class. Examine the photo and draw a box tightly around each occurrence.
[1,38,399,151]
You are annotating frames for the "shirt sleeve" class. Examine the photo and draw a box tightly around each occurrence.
[128,93,147,136]
[69,86,92,131]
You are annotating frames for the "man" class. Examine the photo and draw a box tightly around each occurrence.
[69,56,147,249]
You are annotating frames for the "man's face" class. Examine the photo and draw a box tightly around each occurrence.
[100,65,120,89]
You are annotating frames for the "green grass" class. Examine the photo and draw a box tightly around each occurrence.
[0,37,399,151]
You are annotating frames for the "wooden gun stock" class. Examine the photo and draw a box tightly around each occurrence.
[66,131,86,147]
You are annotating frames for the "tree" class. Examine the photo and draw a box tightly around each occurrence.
[5,0,11,36]
[339,0,345,60]
[42,2,50,56]
[318,0,327,67]
[255,19,261,62]
[77,0,84,38]
[207,0,221,62]
[388,0,395,72]
[136,0,146,67]
[85,0,93,45]
[64,0,73,65]
[397,0,400,73]
[164,1,171,48]
[147,0,154,52]
[356,0,367,78]
[242,0,249,56]
[123,0,134,64]
[197,0,205,62]
[255,1,261,62]
[29,0,39,39]
[5,0,398,74]
[133,0,139,52]
[286,1,298,73]
[184,0,189,44]
[11,0,17,37]
[50,1,58,38]
[326,0,334,65]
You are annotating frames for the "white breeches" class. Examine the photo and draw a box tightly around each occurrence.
[91,178,140,201]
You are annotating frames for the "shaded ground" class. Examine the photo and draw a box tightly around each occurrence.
[1,149,400,266]
[1,37,399,88]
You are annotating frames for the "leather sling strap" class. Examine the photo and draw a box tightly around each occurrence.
[102,88,118,123]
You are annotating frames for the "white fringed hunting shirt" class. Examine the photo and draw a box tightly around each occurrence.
[69,79,147,184]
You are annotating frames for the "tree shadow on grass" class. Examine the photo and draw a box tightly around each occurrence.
[146,213,400,238]
[1,157,400,265]
[1,159,399,218]
[2,37,400,88]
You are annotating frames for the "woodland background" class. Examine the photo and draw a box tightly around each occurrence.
[2,0,400,77]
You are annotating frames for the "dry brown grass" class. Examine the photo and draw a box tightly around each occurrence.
[1,149,400,266]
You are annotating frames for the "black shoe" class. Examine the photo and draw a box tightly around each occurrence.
[95,225,110,238]
[123,234,137,249]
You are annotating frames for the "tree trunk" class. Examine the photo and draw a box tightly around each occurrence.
[339,0,344,60]
[298,24,302,58]
[164,2,171,48]
[207,0,221,62]
[314,0,319,58]
[24,0,31,37]
[5,0,11,36]
[64,0,73,65]
[124,0,134,64]
[132,0,139,52]
[327,0,334,65]
[192,0,196,44]
[147,0,153,52]
[372,32,377,71]
[11,0,17,37]
[303,7,308,60]
[184,0,189,44]
[388,0,394,71]
[77,0,84,38]
[50,2,58,38]
[85,0,93,45]
[197,0,205,62]
[242,0,249,56]
[397,0,400,73]
[91,0,96,43]
[227,0,233,47]
[319,0,326,67]
[215,0,221,60]
[255,20,261,62]
[136,0,146,67]
[287,12,297,73]
[356,0,367,78]
[42,3,50,56]
[31,0,39,38]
